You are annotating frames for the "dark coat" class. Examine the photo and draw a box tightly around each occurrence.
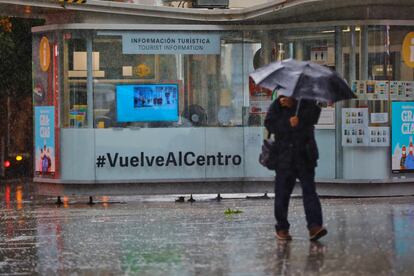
[264,97,321,171]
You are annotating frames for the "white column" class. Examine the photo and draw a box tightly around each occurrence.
[86,36,94,128]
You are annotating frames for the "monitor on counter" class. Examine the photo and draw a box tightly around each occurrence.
[116,83,179,122]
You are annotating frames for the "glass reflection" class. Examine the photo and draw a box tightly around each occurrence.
[392,206,414,273]
[102,196,109,208]
[305,241,326,274]
[274,240,326,275]
[5,184,11,209]
[275,240,291,275]
[16,185,23,210]
[63,196,69,208]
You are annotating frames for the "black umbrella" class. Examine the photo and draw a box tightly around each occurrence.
[249,58,357,103]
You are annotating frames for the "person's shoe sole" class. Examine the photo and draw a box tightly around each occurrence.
[309,228,327,241]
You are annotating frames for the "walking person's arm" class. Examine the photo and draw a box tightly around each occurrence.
[295,100,321,129]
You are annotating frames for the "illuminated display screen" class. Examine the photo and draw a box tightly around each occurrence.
[116,84,179,122]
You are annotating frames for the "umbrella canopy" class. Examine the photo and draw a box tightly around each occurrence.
[249,58,357,103]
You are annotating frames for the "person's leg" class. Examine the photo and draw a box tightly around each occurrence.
[274,170,296,232]
[297,168,323,229]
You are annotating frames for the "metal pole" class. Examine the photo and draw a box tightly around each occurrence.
[0,136,4,177]
[360,25,369,109]
[177,54,183,81]
[360,26,369,80]
[335,26,344,179]
[86,36,94,128]
[296,40,304,61]
[261,31,272,65]
[385,25,392,175]
[6,96,10,153]
[289,42,294,59]
[349,26,357,86]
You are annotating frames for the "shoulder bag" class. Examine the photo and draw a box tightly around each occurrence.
[258,132,278,170]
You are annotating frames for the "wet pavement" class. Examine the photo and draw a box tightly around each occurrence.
[1,182,414,275]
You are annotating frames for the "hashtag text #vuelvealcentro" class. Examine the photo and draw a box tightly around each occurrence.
[96,152,242,168]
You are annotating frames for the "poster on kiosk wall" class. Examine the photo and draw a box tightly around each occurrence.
[35,106,55,176]
[391,102,414,173]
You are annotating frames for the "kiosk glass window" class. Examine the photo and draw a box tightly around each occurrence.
[255,27,337,128]
[389,26,414,174]
[340,25,414,179]
[261,27,337,179]
[183,32,244,127]
[88,31,244,128]
[340,26,390,179]
[62,34,88,128]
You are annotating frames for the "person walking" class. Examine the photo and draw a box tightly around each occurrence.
[264,95,327,241]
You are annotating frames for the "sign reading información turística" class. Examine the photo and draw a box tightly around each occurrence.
[122,32,221,55]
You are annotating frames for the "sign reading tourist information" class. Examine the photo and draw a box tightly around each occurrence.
[391,102,414,173]
[122,32,221,55]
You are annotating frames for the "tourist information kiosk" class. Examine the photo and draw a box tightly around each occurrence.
[28,0,414,196]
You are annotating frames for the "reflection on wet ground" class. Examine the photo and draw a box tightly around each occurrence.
[1,182,414,275]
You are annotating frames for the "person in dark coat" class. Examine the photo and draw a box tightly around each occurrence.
[264,95,327,241]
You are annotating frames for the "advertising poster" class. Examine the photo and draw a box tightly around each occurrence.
[405,81,414,99]
[35,106,55,176]
[364,81,389,100]
[249,100,272,114]
[310,46,328,63]
[390,81,405,100]
[365,80,376,100]
[351,80,367,100]
[369,127,389,147]
[342,108,369,146]
[352,80,401,100]
[248,76,272,124]
[391,102,414,172]
[374,81,389,100]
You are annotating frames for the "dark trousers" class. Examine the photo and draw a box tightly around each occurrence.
[274,167,323,231]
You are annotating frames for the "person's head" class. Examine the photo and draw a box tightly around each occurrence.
[402,145,407,157]
[278,96,295,108]
[410,144,414,156]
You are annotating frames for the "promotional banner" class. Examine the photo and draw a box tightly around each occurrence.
[391,102,414,172]
[93,128,244,180]
[35,106,55,176]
